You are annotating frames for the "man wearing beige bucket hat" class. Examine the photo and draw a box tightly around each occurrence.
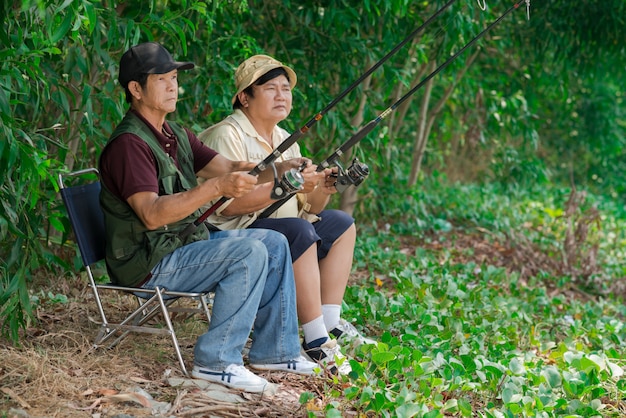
[198,54,375,375]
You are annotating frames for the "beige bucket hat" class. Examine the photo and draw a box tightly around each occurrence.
[232,54,297,104]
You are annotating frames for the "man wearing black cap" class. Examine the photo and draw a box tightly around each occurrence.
[98,42,317,393]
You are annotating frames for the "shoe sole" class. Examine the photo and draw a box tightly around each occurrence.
[191,371,267,393]
[249,363,317,375]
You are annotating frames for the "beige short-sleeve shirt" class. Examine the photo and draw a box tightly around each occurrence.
[198,109,309,230]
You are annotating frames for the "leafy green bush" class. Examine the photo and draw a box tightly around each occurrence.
[0,0,252,341]
[329,179,626,416]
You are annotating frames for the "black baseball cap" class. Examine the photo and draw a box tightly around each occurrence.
[118,42,195,88]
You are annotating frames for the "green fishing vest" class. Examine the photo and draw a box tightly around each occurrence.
[100,112,209,286]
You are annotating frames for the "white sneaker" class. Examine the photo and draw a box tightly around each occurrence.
[191,364,268,393]
[301,338,352,375]
[250,355,319,375]
[330,319,376,351]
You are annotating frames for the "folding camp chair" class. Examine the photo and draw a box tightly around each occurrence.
[58,168,212,377]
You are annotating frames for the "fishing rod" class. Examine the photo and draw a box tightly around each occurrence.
[179,0,458,240]
[259,0,530,219]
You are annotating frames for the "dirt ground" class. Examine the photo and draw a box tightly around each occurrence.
[0,272,345,418]
[1,231,620,417]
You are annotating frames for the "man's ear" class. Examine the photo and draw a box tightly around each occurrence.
[128,80,142,100]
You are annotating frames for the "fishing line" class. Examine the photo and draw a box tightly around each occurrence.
[259,0,530,219]
[179,0,459,240]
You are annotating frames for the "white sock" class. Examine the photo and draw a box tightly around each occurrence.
[322,304,341,331]
[302,316,329,345]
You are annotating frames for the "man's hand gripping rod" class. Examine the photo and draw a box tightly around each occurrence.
[178,0,457,240]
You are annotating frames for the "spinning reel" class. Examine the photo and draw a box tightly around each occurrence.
[269,163,305,200]
[332,158,370,193]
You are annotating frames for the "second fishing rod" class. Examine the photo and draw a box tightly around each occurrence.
[178,0,457,240]
[258,0,530,219]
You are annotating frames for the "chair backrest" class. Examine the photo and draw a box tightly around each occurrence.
[58,169,213,377]
[58,169,106,267]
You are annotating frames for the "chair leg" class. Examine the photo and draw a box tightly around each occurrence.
[155,286,189,377]
[200,294,212,323]
[91,288,209,377]
[95,294,163,348]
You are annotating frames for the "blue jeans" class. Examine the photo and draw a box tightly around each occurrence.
[142,228,300,369]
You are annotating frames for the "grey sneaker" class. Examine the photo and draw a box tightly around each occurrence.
[191,364,268,393]
[330,319,376,351]
[301,338,352,375]
[250,355,319,375]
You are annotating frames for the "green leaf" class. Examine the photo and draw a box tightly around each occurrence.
[458,398,473,416]
[541,367,562,389]
[298,391,314,404]
[508,357,526,375]
[48,216,65,233]
[55,0,75,12]
[502,388,522,404]
[51,12,73,43]
[580,356,601,373]
[423,410,443,418]
[372,351,397,364]
[442,399,458,413]
[0,86,9,116]
[396,403,424,417]
[607,360,624,378]
[82,0,97,34]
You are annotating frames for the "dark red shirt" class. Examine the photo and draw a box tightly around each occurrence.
[100,110,217,201]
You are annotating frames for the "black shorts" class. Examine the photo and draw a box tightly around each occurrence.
[250,209,354,262]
